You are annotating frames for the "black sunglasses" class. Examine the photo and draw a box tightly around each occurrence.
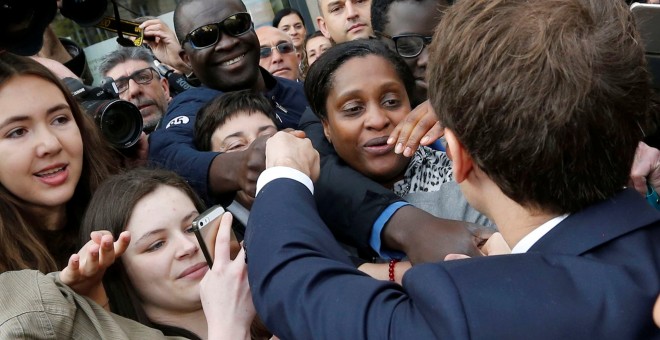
[259,42,295,59]
[183,12,253,49]
[376,32,433,58]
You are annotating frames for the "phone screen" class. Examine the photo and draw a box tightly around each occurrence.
[192,205,225,268]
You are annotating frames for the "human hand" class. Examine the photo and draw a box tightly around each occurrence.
[266,131,320,181]
[200,213,255,340]
[238,134,270,197]
[122,132,149,168]
[383,206,489,264]
[648,0,660,4]
[444,231,510,260]
[653,294,660,328]
[629,141,660,195]
[139,19,191,74]
[60,231,130,308]
[387,100,443,157]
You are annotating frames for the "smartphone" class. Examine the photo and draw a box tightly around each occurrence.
[192,205,225,268]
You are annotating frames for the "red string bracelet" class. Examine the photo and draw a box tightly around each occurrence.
[389,259,400,282]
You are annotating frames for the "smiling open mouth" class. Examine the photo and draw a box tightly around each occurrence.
[222,54,245,66]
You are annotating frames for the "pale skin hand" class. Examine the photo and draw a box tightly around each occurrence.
[653,294,660,328]
[357,261,412,285]
[200,213,255,340]
[629,141,660,196]
[265,131,320,181]
[59,231,131,310]
[139,19,192,74]
[444,232,511,261]
[387,100,444,157]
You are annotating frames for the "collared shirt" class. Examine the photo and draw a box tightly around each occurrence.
[510,214,569,254]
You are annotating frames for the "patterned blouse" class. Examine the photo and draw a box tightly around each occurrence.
[392,146,453,197]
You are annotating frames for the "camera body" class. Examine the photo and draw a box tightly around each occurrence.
[64,77,143,149]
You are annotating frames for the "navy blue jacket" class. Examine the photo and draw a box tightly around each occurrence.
[148,68,307,203]
[246,182,660,340]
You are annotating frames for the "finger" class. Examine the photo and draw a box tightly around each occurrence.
[81,243,101,275]
[286,129,307,138]
[391,114,421,154]
[401,117,438,157]
[419,122,444,146]
[90,230,112,245]
[233,246,247,268]
[59,254,81,284]
[444,254,471,261]
[98,234,117,268]
[213,212,234,268]
[114,231,131,257]
[630,175,648,196]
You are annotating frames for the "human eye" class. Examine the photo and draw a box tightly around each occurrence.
[341,101,364,117]
[281,26,290,32]
[146,240,165,252]
[135,71,152,83]
[52,114,72,126]
[329,3,343,13]
[5,127,27,139]
[382,93,402,108]
[185,225,196,234]
[294,24,303,30]
[226,141,247,152]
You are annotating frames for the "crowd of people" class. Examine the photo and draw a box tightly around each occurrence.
[0,0,659,338]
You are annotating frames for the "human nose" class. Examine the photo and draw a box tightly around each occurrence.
[364,106,390,131]
[346,1,358,20]
[122,78,143,101]
[35,127,63,158]
[175,233,199,259]
[271,48,285,63]
[417,46,429,69]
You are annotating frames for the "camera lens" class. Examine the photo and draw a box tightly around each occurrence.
[83,99,143,149]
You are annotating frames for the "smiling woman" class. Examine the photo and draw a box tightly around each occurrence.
[0,53,117,273]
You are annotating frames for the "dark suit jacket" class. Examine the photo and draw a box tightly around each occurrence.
[245,179,660,339]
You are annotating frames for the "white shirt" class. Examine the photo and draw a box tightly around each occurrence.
[510,214,569,254]
[256,166,314,195]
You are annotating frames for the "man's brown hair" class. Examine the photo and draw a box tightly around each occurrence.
[429,0,652,214]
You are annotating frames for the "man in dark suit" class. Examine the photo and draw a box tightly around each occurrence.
[244,0,660,338]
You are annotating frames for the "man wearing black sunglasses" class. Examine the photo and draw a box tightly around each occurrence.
[149,0,308,206]
[256,26,301,81]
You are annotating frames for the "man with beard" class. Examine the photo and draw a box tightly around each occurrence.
[99,47,171,134]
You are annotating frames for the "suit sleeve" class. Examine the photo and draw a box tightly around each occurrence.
[299,108,405,250]
[246,179,451,339]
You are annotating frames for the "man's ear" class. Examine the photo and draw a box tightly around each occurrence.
[317,16,332,40]
[179,49,191,70]
[160,77,170,99]
[321,119,332,144]
[444,128,473,183]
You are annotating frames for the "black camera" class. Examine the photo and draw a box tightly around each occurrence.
[63,77,143,149]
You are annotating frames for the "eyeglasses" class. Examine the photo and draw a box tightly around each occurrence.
[183,12,253,49]
[376,32,432,58]
[114,67,158,94]
[259,42,295,59]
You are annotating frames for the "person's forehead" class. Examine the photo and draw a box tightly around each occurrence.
[385,0,442,35]
[281,13,303,24]
[179,0,247,32]
[320,0,344,10]
[106,59,151,77]
[307,36,331,49]
[257,27,292,46]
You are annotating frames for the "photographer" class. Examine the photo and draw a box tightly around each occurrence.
[98,47,171,134]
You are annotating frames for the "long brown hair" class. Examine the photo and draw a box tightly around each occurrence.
[81,168,206,337]
[0,53,118,273]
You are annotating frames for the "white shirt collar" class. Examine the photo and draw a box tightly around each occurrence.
[510,214,569,254]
